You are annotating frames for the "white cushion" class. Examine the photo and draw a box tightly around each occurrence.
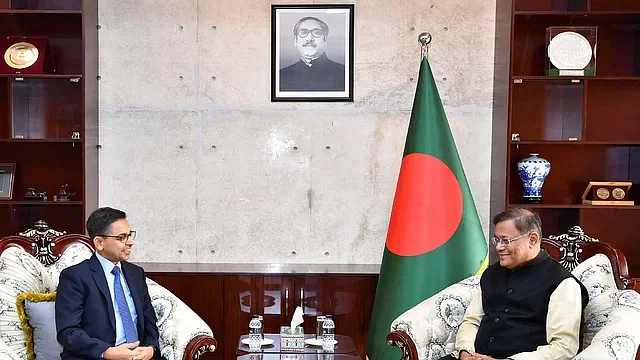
[0,245,91,360]
[571,254,618,300]
[146,279,214,360]
[391,276,480,360]
[0,336,21,360]
[574,290,640,360]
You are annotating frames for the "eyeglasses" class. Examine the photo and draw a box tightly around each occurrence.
[297,28,324,38]
[491,233,529,246]
[98,231,137,243]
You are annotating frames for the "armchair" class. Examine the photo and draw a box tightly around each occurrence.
[0,221,217,360]
[387,226,640,360]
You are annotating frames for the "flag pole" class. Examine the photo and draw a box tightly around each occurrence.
[418,32,432,59]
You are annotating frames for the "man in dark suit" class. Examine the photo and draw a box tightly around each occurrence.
[55,207,162,360]
[279,16,345,92]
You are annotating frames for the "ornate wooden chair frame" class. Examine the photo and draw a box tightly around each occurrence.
[386,225,635,360]
[0,221,217,360]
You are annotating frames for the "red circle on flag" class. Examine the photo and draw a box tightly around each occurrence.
[386,153,464,256]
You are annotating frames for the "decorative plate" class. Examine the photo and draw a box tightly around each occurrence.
[4,42,39,69]
[241,338,275,346]
[548,31,592,70]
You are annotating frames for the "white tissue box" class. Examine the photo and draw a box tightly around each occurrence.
[280,326,304,350]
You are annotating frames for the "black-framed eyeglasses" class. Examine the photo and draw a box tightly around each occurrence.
[98,231,137,243]
[490,233,528,246]
[297,28,324,38]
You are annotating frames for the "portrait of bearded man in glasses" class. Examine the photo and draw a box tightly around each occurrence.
[279,16,345,92]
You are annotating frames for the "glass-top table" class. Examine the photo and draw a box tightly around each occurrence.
[237,334,358,355]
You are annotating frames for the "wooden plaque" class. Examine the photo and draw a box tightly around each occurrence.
[582,181,633,206]
[0,36,55,75]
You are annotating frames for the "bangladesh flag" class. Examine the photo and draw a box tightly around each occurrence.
[366,57,488,359]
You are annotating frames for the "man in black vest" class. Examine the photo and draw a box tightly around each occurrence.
[440,208,588,360]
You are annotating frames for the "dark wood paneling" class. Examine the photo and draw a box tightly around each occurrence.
[514,0,586,11]
[509,144,635,204]
[513,15,640,77]
[9,0,82,10]
[9,78,83,139]
[294,276,378,359]
[222,275,258,360]
[586,80,640,142]
[591,0,640,11]
[146,274,224,360]
[0,79,9,137]
[511,80,583,141]
[148,273,378,360]
[0,13,83,74]
[0,142,83,200]
[581,208,640,276]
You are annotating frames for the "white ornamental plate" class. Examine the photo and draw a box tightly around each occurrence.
[548,31,593,70]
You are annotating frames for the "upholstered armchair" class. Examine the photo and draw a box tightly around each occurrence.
[0,221,217,360]
[387,226,640,360]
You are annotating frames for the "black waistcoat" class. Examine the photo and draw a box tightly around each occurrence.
[474,251,588,358]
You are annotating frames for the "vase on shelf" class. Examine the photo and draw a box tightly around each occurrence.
[517,153,551,203]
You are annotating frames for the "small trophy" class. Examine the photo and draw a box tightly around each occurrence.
[25,187,47,201]
[546,27,597,76]
[57,184,75,202]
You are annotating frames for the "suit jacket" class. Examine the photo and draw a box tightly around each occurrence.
[279,53,345,91]
[55,254,161,360]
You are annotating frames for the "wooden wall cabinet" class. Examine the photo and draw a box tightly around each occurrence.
[146,271,378,360]
[503,0,640,275]
[0,0,98,236]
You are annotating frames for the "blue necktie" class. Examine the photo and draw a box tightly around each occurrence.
[111,266,138,343]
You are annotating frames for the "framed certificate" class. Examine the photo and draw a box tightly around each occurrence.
[0,163,16,200]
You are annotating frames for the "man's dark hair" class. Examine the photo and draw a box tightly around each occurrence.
[293,16,329,38]
[86,207,127,240]
[492,208,542,238]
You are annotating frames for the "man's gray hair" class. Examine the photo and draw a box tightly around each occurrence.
[492,208,542,239]
[293,16,329,38]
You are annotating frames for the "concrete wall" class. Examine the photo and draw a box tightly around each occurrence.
[98,0,496,264]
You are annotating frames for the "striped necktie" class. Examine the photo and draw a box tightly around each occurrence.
[111,266,138,343]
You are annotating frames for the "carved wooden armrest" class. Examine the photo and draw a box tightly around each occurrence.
[183,335,217,360]
[387,330,419,360]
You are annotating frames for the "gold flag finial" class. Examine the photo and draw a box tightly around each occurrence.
[418,32,432,59]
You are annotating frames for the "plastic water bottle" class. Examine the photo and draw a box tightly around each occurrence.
[322,315,335,351]
[257,315,264,340]
[248,315,262,351]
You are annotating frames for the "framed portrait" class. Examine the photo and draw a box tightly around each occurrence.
[0,163,16,200]
[271,4,354,102]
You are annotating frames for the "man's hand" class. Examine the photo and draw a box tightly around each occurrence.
[460,352,498,360]
[472,354,497,360]
[132,346,155,360]
[103,342,139,360]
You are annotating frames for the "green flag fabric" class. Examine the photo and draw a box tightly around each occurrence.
[366,57,488,360]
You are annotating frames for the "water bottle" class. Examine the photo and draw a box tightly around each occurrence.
[248,315,262,351]
[322,315,335,351]
[257,315,264,340]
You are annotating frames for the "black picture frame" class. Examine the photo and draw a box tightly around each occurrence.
[0,163,16,200]
[271,4,354,102]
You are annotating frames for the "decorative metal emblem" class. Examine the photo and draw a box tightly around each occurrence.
[18,220,66,266]
[548,225,599,271]
[4,42,39,69]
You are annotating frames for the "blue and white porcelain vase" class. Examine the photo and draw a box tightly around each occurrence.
[517,153,551,203]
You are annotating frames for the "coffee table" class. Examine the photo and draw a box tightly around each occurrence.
[237,334,358,355]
